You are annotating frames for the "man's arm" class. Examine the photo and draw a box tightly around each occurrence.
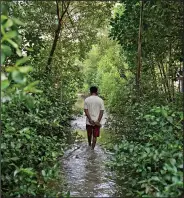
[96,99,105,123]
[84,109,95,125]
[84,99,95,125]
[97,110,104,123]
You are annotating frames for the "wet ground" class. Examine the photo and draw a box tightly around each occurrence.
[62,112,118,197]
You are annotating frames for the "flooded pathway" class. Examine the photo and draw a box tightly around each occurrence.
[62,112,118,197]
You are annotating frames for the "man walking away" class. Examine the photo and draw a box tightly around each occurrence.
[84,86,104,149]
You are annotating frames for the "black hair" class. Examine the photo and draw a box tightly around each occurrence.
[90,86,98,94]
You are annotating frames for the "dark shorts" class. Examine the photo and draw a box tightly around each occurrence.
[86,125,100,137]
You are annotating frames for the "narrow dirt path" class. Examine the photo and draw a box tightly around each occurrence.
[62,113,118,197]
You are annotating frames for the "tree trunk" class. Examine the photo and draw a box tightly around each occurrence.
[136,0,144,94]
[46,1,70,74]
[158,63,167,95]
[160,61,172,101]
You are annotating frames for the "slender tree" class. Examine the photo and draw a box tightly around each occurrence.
[46,0,70,73]
[136,0,144,94]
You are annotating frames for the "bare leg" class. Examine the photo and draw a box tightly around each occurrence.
[92,136,97,149]
[87,133,92,146]
[86,125,92,146]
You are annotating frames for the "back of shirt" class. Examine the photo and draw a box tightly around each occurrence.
[84,95,105,125]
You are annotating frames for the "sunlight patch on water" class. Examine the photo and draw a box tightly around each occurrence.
[63,142,116,197]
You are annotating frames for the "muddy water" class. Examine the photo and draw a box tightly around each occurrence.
[63,112,119,197]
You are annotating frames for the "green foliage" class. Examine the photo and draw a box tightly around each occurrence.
[1,7,67,197]
[110,106,182,197]
[82,31,127,98]
[109,0,183,100]
[1,1,114,196]
[2,127,63,197]
[112,141,182,197]
[82,2,183,195]
[2,1,183,197]
[100,3,183,195]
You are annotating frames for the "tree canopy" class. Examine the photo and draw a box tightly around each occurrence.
[1,0,183,197]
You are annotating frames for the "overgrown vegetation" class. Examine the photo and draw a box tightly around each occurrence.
[1,5,67,197]
[1,1,112,197]
[82,1,183,197]
[110,106,183,197]
[1,0,183,197]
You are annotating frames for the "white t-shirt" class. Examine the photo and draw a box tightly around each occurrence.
[84,95,105,125]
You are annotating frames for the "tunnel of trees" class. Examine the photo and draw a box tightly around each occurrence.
[1,0,183,197]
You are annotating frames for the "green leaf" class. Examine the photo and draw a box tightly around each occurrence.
[1,53,5,65]
[168,126,173,131]
[4,18,13,28]
[164,174,171,181]
[172,176,179,183]
[15,57,30,66]
[167,116,173,123]
[6,66,17,72]
[7,39,18,49]
[11,142,15,148]
[24,80,39,90]
[25,134,31,139]
[41,170,46,177]
[1,25,5,35]
[27,80,39,87]
[145,147,150,153]
[20,168,35,176]
[24,81,42,93]
[12,17,24,26]
[150,176,160,181]
[1,15,8,22]
[169,158,176,166]
[1,44,12,56]
[16,48,22,56]
[25,47,34,52]
[179,112,183,120]
[18,66,33,73]
[1,79,10,90]
[12,70,26,84]
[18,66,33,74]
[24,87,43,94]
[161,109,167,117]
[4,30,18,39]
[151,121,157,125]
[14,169,20,177]
[10,157,19,161]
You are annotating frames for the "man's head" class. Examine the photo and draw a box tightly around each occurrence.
[90,86,98,95]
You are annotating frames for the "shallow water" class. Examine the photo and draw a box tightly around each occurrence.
[63,113,118,197]
[63,142,116,197]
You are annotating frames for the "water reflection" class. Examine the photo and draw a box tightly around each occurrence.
[63,143,116,197]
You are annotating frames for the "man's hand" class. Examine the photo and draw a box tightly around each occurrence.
[89,119,95,126]
[95,121,101,127]
[84,109,95,126]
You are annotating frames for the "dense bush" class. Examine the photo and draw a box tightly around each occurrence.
[81,2,183,196]
[1,8,69,197]
[2,1,183,197]
[1,127,63,197]
[110,106,183,197]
